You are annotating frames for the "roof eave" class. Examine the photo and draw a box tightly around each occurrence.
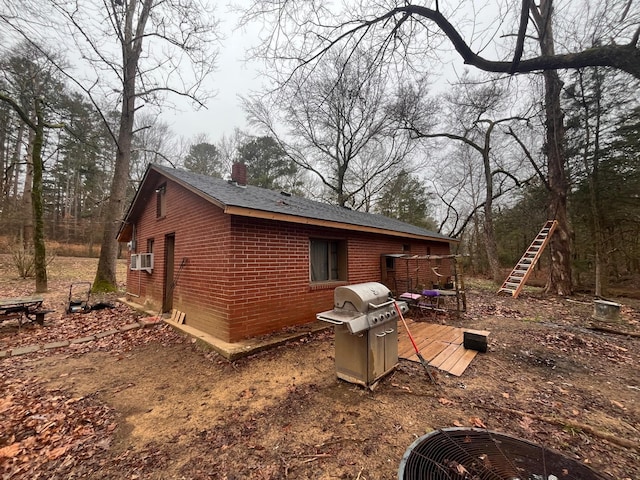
[157,167,227,210]
[224,205,457,243]
[119,164,457,244]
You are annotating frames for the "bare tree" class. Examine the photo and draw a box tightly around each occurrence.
[244,48,424,207]
[529,0,572,295]
[131,112,177,183]
[407,79,531,281]
[246,1,640,79]
[216,128,245,175]
[2,0,220,291]
[244,0,639,294]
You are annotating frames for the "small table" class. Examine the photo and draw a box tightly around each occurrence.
[400,290,458,320]
[0,296,47,325]
[399,292,422,305]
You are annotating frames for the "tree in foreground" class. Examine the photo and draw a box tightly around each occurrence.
[246,1,640,79]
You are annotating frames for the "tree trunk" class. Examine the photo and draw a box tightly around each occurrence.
[0,113,6,198]
[32,100,47,293]
[482,128,501,281]
[93,0,152,292]
[578,68,606,297]
[9,126,23,203]
[471,213,483,275]
[543,75,573,295]
[0,115,19,224]
[483,209,501,281]
[23,128,35,249]
[93,101,134,291]
[535,0,573,296]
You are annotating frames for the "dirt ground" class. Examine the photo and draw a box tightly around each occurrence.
[1,255,639,479]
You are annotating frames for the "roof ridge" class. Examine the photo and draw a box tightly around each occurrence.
[149,163,456,242]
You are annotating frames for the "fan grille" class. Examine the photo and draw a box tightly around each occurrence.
[398,428,611,480]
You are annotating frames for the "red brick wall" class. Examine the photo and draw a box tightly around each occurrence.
[125,176,452,343]
[125,177,233,340]
[223,216,452,341]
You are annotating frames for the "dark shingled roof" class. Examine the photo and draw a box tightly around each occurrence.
[152,164,455,242]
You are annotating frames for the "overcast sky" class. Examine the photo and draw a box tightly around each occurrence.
[161,1,476,145]
[164,3,262,142]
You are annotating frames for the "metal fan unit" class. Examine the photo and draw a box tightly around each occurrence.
[398,428,611,480]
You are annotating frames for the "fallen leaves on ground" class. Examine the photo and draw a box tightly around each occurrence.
[1,257,639,479]
[1,323,185,478]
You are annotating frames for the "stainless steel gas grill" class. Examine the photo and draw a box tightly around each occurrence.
[317,282,409,387]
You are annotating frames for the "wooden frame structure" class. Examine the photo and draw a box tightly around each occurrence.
[381,254,467,315]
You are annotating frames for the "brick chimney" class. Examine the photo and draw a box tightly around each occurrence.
[231,162,247,186]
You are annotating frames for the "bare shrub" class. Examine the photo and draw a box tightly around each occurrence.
[10,244,57,278]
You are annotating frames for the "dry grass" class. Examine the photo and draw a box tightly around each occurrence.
[0,237,103,258]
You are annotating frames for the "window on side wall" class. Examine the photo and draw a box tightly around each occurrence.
[385,256,395,271]
[156,184,167,218]
[309,238,347,282]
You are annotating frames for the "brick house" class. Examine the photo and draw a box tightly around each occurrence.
[117,163,457,343]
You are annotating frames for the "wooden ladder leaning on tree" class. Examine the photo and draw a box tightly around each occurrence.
[498,220,558,298]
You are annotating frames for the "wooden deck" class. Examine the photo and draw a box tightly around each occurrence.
[398,320,487,376]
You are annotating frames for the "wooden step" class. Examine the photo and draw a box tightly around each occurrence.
[498,220,558,298]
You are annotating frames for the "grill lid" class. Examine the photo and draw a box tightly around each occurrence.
[333,282,392,312]
[317,282,407,334]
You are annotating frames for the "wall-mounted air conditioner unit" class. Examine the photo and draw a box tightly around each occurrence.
[130,253,153,272]
[139,253,154,273]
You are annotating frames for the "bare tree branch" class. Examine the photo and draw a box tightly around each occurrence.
[511,0,531,73]
[256,3,640,80]
[506,125,550,190]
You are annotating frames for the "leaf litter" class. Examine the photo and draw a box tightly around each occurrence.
[1,256,639,479]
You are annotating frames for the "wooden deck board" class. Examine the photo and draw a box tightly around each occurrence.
[438,327,464,343]
[451,330,465,344]
[424,324,452,342]
[406,322,439,337]
[414,333,438,352]
[430,343,461,368]
[420,341,449,362]
[398,323,488,376]
[448,349,479,377]
[438,344,468,372]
